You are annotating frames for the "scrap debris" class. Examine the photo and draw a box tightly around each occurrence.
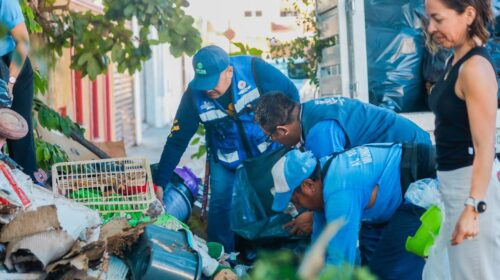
[99,218,152,257]
[0,161,107,278]
[0,154,239,279]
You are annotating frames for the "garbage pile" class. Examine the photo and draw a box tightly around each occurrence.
[0,158,241,280]
[0,107,240,279]
[0,162,106,279]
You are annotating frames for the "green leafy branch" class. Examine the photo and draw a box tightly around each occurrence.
[230,42,263,57]
[29,0,202,79]
[16,0,203,171]
[32,97,85,171]
[33,98,84,137]
[35,138,69,171]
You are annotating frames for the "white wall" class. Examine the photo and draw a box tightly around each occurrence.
[141,44,186,127]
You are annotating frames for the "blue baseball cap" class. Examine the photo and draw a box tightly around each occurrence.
[189,45,230,91]
[271,149,318,212]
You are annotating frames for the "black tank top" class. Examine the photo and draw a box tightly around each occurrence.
[428,47,497,171]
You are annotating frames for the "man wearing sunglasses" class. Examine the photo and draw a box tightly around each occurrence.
[255,92,431,156]
[154,46,299,252]
[254,92,432,264]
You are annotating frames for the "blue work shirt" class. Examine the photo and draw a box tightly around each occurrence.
[304,120,346,158]
[300,98,431,158]
[0,0,24,56]
[315,144,403,265]
[155,57,299,187]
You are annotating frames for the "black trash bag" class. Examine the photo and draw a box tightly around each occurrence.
[365,0,424,29]
[0,60,11,108]
[231,146,296,241]
[367,26,427,112]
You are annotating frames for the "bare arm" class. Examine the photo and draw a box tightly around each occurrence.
[8,22,30,96]
[460,56,497,200]
[452,55,497,245]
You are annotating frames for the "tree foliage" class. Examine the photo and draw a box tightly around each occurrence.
[17,0,202,171]
[26,0,202,80]
[229,42,263,57]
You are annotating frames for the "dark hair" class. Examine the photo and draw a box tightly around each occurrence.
[440,0,494,43]
[254,92,299,132]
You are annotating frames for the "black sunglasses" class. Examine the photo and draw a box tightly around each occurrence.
[264,104,296,144]
[264,127,277,143]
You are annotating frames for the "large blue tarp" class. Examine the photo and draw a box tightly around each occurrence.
[365,0,425,29]
[366,26,427,112]
[365,0,429,112]
[365,0,500,111]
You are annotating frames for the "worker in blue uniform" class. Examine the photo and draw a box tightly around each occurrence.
[254,92,431,157]
[271,145,434,279]
[154,45,300,252]
[254,92,433,264]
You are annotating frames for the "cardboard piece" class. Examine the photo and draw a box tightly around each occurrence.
[45,240,107,276]
[100,218,151,257]
[93,141,127,158]
[5,230,75,271]
[35,125,105,161]
[0,163,106,277]
[0,205,60,243]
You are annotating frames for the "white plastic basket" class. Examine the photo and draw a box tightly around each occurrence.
[52,157,155,215]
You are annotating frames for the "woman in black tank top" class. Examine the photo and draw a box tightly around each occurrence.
[426,0,499,279]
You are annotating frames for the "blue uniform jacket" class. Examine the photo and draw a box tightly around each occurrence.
[155,57,299,187]
[301,97,431,159]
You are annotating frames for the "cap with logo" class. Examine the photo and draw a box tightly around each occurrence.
[189,45,230,91]
[271,149,318,212]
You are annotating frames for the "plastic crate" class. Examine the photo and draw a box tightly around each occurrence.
[52,157,155,215]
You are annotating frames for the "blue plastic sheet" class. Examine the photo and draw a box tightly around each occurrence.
[366,26,427,112]
[365,0,424,29]
[365,0,428,112]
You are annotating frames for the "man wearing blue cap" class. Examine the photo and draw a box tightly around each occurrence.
[271,146,432,279]
[154,45,300,252]
[254,92,433,263]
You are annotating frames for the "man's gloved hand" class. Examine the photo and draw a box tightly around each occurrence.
[283,211,313,235]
